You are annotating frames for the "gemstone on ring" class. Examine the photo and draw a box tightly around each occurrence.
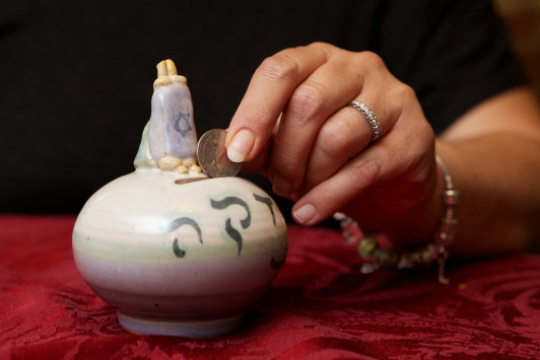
[348,100,381,142]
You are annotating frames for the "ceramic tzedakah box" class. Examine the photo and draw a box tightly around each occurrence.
[72,59,288,338]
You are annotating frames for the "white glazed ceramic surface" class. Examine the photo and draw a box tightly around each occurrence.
[73,169,288,337]
[73,59,288,337]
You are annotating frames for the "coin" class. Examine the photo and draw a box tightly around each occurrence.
[197,129,242,178]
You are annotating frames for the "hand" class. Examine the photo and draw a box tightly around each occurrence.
[226,42,439,243]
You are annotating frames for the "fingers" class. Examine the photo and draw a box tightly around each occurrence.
[300,105,374,192]
[229,43,390,199]
[228,43,435,230]
[293,104,435,227]
[226,43,330,164]
[292,145,386,226]
[302,78,413,192]
[290,57,435,226]
[268,48,371,198]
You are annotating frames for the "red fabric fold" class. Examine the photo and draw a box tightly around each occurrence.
[1,215,539,359]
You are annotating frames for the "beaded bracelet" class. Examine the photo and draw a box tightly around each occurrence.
[334,155,460,284]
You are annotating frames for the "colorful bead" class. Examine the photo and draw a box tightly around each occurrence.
[358,234,379,259]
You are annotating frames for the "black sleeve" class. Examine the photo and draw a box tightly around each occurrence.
[0,0,528,214]
[367,0,527,134]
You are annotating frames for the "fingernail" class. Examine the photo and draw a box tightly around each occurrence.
[293,203,316,225]
[227,129,255,163]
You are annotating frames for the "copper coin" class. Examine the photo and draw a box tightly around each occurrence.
[197,129,242,178]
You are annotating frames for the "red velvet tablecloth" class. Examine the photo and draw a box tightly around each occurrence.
[1,215,540,359]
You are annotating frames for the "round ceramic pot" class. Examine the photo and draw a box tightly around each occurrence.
[72,170,288,338]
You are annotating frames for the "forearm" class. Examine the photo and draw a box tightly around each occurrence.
[436,134,540,256]
[384,88,540,257]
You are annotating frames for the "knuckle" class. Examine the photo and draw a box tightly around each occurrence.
[356,51,386,71]
[258,52,301,83]
[389,83,418,124]
[289,84,326,119]
[240,100,272,120]
[393,82,416,102]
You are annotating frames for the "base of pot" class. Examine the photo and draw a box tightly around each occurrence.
[117,311,245,338]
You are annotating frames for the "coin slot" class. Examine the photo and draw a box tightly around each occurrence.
[174,178,207,185]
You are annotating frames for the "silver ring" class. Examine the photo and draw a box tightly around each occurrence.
[348,100,381,142]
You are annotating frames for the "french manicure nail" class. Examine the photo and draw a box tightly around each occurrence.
[293,203,316,225]
[227,129,255,163]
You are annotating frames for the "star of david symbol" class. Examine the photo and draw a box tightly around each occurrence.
[173,111,192,137]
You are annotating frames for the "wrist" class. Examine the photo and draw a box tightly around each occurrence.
[335,152,460,284]
[434,155,460,246]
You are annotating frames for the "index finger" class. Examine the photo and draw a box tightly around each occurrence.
[226,44,331,164]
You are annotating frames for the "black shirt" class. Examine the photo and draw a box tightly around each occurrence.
[0,0,526,215]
